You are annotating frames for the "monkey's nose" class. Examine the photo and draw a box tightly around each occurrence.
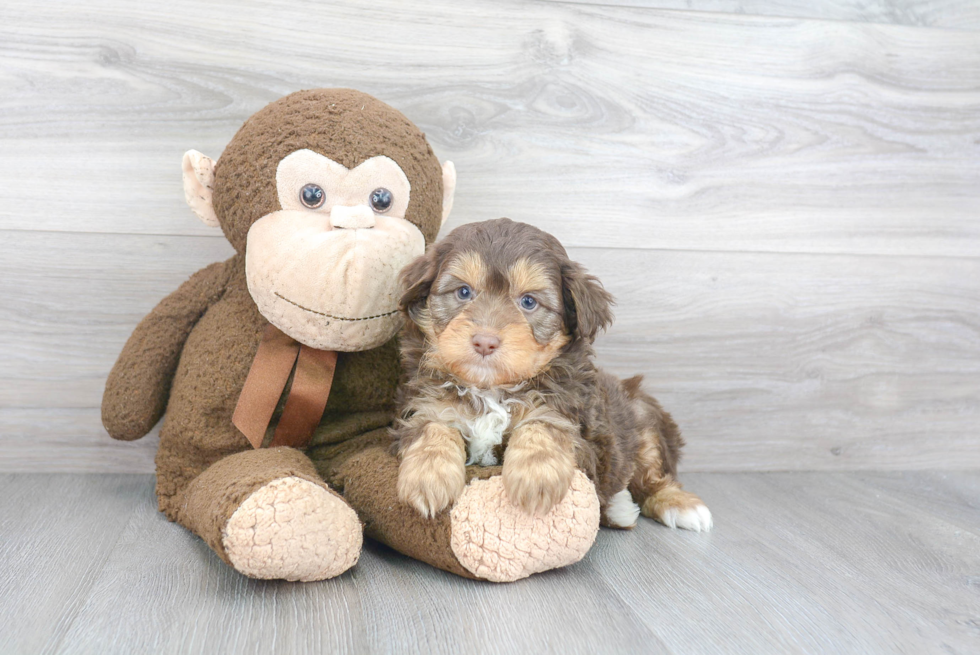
[330,204,376,229]
[472,333,501,357]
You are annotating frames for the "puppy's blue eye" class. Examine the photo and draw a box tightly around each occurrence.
[520,295,537,311]
[456,285,472,301]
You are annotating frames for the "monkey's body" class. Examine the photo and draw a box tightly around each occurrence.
[102,89,601,582]
[144,254,396,576]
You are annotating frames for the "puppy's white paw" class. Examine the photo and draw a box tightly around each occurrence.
[604,488,640,529]
[642,484,713,533]
[659,503,713,532]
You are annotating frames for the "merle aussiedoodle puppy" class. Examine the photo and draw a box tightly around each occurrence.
[391,218,711,532]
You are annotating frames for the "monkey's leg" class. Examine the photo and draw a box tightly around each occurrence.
[312,430,601,583]
[157,438,362,581]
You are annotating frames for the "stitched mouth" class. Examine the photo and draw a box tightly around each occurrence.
[274,292,399,322]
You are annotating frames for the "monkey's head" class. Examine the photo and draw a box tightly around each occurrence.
[181,88,456,351]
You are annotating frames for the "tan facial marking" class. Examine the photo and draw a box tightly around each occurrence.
[507,258,551,295]
[493,322,568,384]
[443,251,489,291]
[433,313,569,387]
[435,315,481,378]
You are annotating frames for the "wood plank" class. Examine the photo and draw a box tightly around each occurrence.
[844,470,980,532]
[0,231,234,411]
[1,1,978,256]
[0,474,147,654]
[592,471,980,653]
[543,0,980,31]
[1,472,976,653]
[54,476,665,655]
[585,247,980,471]
[0,409,159,473]
[2,231,978,472]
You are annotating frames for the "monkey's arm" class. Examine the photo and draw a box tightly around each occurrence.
[102,259,232,440]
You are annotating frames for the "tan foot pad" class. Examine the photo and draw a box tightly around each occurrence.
[450,470,600,582]
[223,476,362,581]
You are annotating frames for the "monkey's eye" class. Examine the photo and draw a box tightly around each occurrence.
[456,285,473,301]
[520,295,538,311]
[370,188,393,213]
[300,184,325,209]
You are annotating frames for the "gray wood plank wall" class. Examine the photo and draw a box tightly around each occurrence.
[1,0,977,472]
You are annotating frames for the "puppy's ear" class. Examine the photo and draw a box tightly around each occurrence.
[399,243,448,323]
[561,260,614,342]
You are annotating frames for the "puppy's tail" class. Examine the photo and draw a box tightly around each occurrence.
[621,375,684,481]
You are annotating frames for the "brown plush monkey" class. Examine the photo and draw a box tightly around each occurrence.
[102,89,600,582]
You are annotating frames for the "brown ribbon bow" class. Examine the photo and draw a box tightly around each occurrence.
[232,324,338,449]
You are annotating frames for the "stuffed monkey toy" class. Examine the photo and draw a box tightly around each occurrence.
[102,89,601,582]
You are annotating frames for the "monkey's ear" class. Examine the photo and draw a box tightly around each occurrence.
[182,150,220,228]
[561,260,615,343]
[441,161,456,228]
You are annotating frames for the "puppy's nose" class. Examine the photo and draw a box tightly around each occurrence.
[330,204,376,229]
[472,333,501,357]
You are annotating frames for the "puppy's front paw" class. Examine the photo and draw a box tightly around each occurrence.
[502,441,576,516]
[397,425,466,518]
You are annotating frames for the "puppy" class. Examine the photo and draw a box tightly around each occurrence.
[392,218,711,532]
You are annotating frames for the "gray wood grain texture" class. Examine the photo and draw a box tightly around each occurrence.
[1,0,978,472]
[3,231,979,472]
[2,0,979,257]
[540,0,980,30]
[1,472,977,654]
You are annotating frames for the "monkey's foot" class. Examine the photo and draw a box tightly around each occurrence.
[222,476,362,581]
[450,470,600,582]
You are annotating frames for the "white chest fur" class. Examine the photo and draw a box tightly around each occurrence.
[443,384,522,466]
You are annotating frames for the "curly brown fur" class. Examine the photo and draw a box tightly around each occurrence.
[392,218,711,530]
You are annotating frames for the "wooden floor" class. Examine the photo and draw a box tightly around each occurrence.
[1,471,976,654]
